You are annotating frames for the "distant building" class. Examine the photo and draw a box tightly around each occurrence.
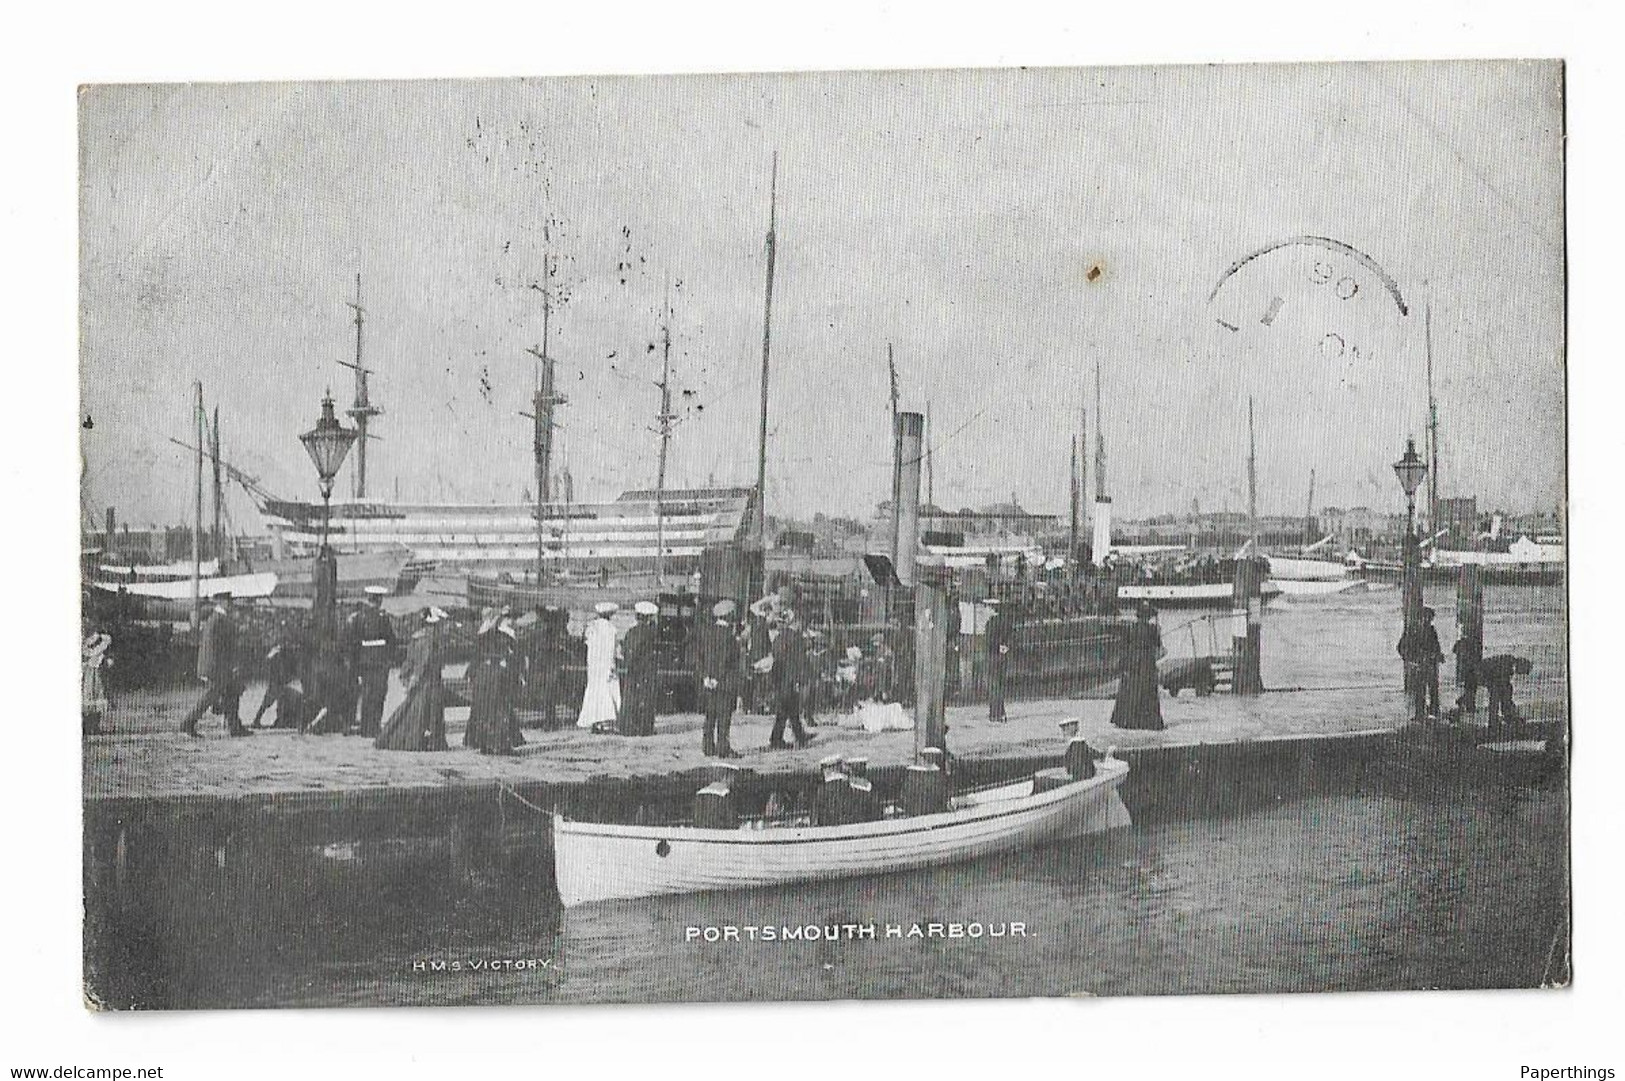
[871,498,1059,544]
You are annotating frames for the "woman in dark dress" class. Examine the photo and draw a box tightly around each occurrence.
[464,610,521,755]
[1110,602,1165,731]
[375,608,449,751]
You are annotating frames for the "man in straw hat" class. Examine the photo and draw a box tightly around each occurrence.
[619,600,661,736]
[695,599,742,758]
[577,601,622,729]
[348,585,400,738]
[181,590,249,737]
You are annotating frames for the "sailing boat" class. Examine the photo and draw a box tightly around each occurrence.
[1266,469,1365,596]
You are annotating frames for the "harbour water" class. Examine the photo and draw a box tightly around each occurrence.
[84,584,1569,1008]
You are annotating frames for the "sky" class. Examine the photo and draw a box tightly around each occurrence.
[78,60,1565,533]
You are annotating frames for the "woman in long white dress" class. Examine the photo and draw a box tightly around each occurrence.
[576,602,622,728]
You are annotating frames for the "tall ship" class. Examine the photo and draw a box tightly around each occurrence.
[257,486,757,579]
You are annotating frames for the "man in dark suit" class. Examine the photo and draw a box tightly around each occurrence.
[767,611,815,750]
[1397,606,1444,722]
[348,586,400,738]
[985,598,1010,723]
[695,600,742,758]
[619,600,661,736]
[181,591,248,737]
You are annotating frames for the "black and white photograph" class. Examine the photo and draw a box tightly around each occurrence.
[11,5,1621,1073]
[74,57,1572,1012]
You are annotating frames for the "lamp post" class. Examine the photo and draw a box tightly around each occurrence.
[300,392,358,639]
[1392,437,1429,678]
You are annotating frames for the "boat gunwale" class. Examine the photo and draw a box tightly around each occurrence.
[551,759,1129,847]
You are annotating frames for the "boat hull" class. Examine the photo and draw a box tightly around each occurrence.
[1116,582,1283,609]
[1355,562,1562,586]
[1271,577,1367,597]
[552,760,1131,907]
[91,570,278,600]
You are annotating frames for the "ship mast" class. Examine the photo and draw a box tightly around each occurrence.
[210,405,223,568]
[655,278,677,589]
[1425,303,1440,535]
[342,273,381,501]
[1305,467,1316,547]
[1093,360,1107,502]
[191,381,203,632]
[1247,396,1258,551]
[887,342,900,570]
[925,397,934,511]
[522,252,567,589]
[753,152,778,548]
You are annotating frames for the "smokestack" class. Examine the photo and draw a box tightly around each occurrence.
[894,411,925,587]
[1092,498,1113,566]
[104,507,115,548]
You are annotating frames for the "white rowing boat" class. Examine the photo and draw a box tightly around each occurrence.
[552,757,1132,907]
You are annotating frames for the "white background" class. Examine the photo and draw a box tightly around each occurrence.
[2,2,1619,1078]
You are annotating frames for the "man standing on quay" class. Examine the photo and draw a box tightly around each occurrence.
[181,591,249,738]
[696,600,742,759]
[348,585,399,738]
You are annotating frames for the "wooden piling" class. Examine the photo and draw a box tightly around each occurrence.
[1231,557,1265,695]
[914,567,949,756]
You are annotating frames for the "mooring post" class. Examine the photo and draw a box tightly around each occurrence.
[914,562,949,756]
[1231,556,1265,694]
[1456,562,1485,711]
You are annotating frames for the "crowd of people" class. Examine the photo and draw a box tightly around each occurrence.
[80,581,1540,753]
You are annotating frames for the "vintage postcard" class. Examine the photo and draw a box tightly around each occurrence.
[79,60,1567,1009]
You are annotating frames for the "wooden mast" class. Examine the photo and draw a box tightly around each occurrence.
[1425,303,1440,535]
[887,342,900,563]
[190,381,203,632]
[1305,468,1316,547]
[655,277,676,589]
[1093,360,1106,502]
[342,273,380,500]
[1247,397,1258,551]
[521,252,565,590]
[210,405,223,568]
[753,152,778,548]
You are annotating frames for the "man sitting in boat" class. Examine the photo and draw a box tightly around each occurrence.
[843,757,882,822]
[813,755,861,827]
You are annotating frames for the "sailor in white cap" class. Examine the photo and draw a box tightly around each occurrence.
[812,754,858,826]
[619,600,661,736]
[577,600,622,730]
[348,583,400,738]
[696,599,742,757]
[844,757,881,822]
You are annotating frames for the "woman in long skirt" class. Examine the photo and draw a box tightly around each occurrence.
[465,611,521,755]
[576,602,622,729]
[376,608,449,751]
[1110,602,1165,731]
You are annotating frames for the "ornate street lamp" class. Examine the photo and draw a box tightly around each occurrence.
[300,392,357,637]
[1392,436,1430,678]
[300,391,358,544]
[1392,436,1428,536]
